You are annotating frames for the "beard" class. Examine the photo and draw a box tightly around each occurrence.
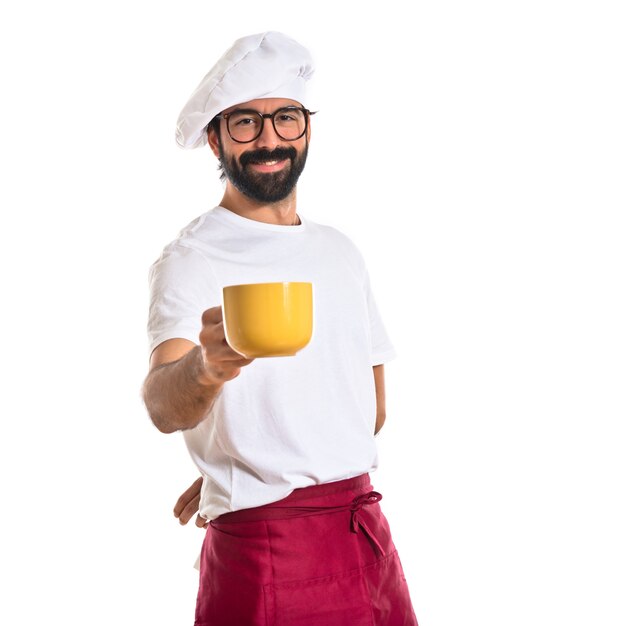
[218,140,308,203]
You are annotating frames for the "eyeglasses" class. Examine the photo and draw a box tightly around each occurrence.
[215,106,316,143]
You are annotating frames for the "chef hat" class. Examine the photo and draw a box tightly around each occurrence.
[175,31,315,150]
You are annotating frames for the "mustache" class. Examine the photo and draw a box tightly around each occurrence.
[240,147,297,167]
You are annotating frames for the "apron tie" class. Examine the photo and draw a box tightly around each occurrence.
[350,491,385,556]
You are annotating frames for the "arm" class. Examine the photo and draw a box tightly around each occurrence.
[373,364,386,435]
[142,306,254,433]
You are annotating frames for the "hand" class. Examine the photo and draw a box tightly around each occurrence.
[173,476,208,529]
[199,306,255,385]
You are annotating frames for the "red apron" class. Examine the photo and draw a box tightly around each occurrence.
[194,473,418,626]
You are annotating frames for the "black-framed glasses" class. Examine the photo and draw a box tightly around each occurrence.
[215,106,316,143]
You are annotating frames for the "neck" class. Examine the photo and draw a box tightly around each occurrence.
[219,185,299,226]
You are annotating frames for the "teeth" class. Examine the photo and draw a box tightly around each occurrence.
[264,160,278,165]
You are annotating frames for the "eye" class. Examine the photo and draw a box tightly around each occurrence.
[234,117,257,127]
[276,109,304,125]
[228,111,262,128]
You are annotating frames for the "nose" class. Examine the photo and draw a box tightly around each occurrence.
[253,116,281,149]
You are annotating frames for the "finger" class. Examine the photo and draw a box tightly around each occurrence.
[199,321,232,354]
[199,329,255,363]
[201,305,223,325]
[173,476,203,518]
[212,326,254,361]
[219,350,255,364]
[205,357,257,383]
[177,494,201,525]
[195,514,209,529]
[173,476,202,517]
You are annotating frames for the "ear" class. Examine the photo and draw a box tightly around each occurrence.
[207,124,221,158]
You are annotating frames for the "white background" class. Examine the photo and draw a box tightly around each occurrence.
[1,1,624,625]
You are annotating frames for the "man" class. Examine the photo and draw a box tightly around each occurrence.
[143,31,418,625]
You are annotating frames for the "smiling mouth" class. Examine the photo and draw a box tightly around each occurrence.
[248,159,289,172]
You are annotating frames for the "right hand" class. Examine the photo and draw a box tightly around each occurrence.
[199,306,255,385]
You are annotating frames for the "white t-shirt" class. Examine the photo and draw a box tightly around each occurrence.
[147,206,396,521]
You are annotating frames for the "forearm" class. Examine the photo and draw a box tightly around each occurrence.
[373,364,386,436]
[374,411,386,436]
[142,345,223,433]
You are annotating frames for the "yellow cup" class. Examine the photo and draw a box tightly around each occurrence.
[222,282,313,358]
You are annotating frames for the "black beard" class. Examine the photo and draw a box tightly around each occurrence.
[218,142,308,203]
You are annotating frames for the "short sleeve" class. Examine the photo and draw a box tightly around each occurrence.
[364,269,397,366]
[147,243,220,355]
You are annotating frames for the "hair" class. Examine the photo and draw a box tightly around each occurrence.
[207,116,221,137]
[207,117,226,183]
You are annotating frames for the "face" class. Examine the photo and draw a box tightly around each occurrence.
[208,98,310,203]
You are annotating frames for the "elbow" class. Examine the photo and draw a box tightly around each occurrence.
[152,417,178,434]
[145,404,179,434]
[145,404,180,433]
[142,385,178,434]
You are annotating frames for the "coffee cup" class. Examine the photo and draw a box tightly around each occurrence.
[222,282,313,358]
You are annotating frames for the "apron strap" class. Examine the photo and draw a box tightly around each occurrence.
[350,491,385,557]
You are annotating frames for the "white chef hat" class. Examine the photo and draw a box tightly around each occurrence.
[175,31,315,150]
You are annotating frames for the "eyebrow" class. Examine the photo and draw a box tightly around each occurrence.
[226,106,300,115]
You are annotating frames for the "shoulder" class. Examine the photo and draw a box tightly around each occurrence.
[148,217,220,291]
[148,235,219,303]
[155,206,228,253]
[149,211,217,272]
[149,240,210,280]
